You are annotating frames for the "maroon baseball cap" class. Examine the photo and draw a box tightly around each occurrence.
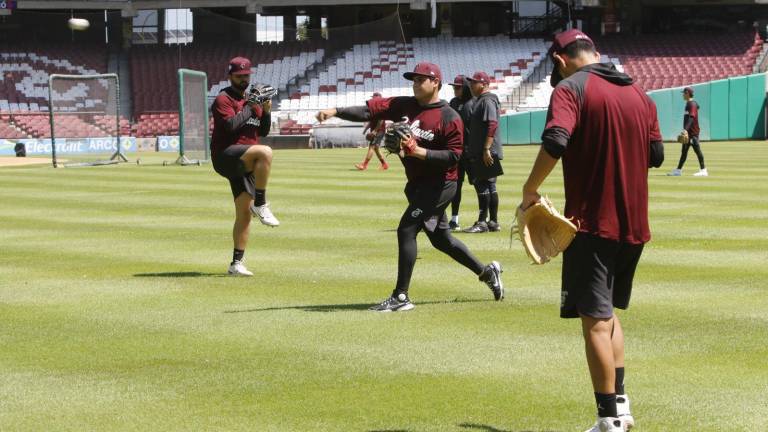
[682,87,694,96]
[548,29,595,87]
[448,74,465,87]
[228,56,252,76]
[467,71,491,85]
[403,62,442,82]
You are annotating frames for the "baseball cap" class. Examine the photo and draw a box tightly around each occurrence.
[372,92,382,98]
[448,74,465,87]
[682,87,694,96]
[548,29,595,87]
[403,62,442,82]
[467,71,491,85]
[228,56,252,76]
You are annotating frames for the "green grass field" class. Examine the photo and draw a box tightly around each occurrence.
[1,142,767,431]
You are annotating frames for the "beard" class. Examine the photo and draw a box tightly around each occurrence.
[234,80,249,92]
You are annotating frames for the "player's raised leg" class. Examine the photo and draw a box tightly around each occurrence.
[240,144,279,226]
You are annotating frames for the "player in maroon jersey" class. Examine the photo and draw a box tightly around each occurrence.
[316,62,504,311]
[210,57,279,277]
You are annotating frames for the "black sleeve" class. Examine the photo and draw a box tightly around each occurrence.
[424,149,460,168]
[649,140,664,168]
[336,105,371,122]
[223,105,254,133]
[541,126,571,159]
[683,116,694,131]
[258,112,271,137]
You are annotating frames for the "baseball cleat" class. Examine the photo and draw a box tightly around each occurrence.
[448,220,461,232]
[693,168,708,177]
[354,163,368,170]
[228,260,253,276]
[479,261,504,301]
[584,417,626,432]
[250,202,280,226]
[463,221,488,233]
[666,168,682,176]
[616,394,634,430]
[487,220,501,232]
[369,293,415,312]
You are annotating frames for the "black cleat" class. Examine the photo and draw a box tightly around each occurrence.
[487,220,501,232]
[449,220,461,232]
[369,293,415,312]
[463,221,488,233]
[479,261,504,301]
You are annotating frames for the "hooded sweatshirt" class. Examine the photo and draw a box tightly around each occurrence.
[541,62,663,245]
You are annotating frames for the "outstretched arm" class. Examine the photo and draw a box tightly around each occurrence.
[316,106,371,123]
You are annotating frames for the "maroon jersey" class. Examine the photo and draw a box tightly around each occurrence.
[210,87,269,156]
[542,63,662,245]
[367,96,463,182]
[684,100,700,137]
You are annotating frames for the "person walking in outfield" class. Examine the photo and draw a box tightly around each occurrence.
[316,62,504,312]
[210,56,280,277]
[463,71,504,234]
[355,92,389,171]
[447,75,474,231]
[519,30,664,431]
[668,87,707,177]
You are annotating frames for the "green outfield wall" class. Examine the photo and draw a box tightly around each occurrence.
[500,73,767,144]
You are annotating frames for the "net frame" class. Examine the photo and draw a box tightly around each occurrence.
[48,73,126,168]
[175,68,210,166]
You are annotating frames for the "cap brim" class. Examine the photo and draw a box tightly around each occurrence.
[403,72,431,81]
[231,70,251,76]
[448,82,463,87]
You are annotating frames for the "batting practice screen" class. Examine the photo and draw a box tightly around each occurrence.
[177,68,209,165]
[48,73,124,167]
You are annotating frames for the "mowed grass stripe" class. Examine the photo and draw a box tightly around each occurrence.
[1,142,767,431]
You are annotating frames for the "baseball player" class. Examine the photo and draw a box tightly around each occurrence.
[355,92,389,171]
[210,56,280,277]
[519,30,664,431]
[447,75,474,231]
[463,71,504,234]
[668,87,707,177]
[316,62,504,312]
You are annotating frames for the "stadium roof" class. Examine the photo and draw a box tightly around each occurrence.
[13,0,516,10]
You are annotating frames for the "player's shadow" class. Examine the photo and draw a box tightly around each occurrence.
[133,271,225,278]
[224,298,492,314]
[457,424,511,432]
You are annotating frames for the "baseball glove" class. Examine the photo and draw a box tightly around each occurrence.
[248,84,277,105]
[511,196,578,265]
[383,119,416,155]
[677,130,690,145]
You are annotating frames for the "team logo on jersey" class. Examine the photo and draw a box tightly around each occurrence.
[246,117,261,127]
[400,116,435,142]
[411,208,423,218]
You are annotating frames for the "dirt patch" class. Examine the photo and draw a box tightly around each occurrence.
[0,157,56,167]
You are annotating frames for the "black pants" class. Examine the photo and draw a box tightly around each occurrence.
[677,135,705,170]
[473,177,499,223]
[395,181,485,295]
[450,162,466,216]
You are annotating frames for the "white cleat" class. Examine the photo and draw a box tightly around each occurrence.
[227,260,253,276]
[667,168,682,176]
[584,417,627,432]
[250,202,280,226]
[693,168,708,177]
[617,394,635,430]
